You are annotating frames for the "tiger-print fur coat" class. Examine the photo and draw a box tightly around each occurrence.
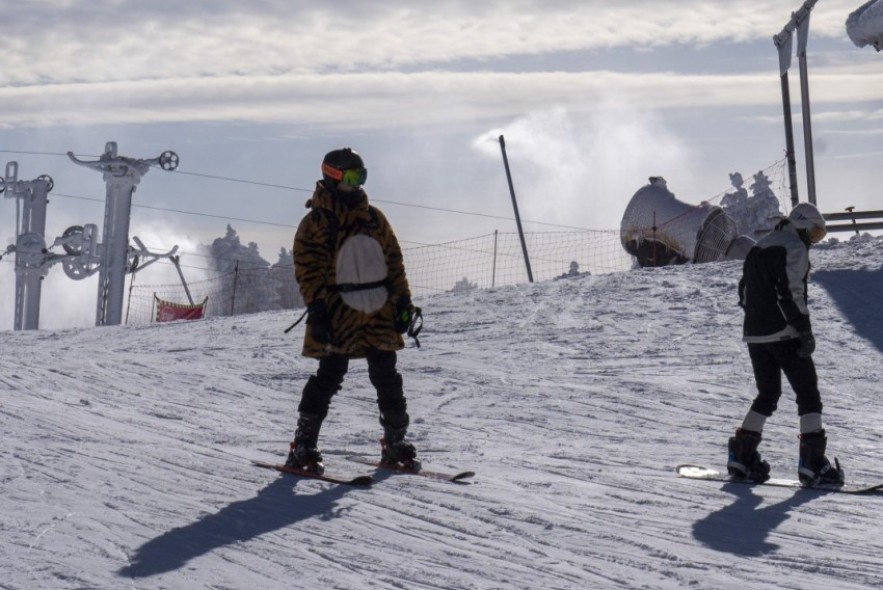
[293,182,412,359]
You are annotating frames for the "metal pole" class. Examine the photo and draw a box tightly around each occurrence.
[844,207,860,236]
[230,260,239,315]
[491,230,498,288]
[99,176,137,326]
[796,16,817,205]
[779,72,801,207]
[774,0,819,206]
[5,163,53,330]
[124,265,136,325]
[498,135,534,283]
[171,255,195,304]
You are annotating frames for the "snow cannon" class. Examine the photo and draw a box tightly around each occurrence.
[847,0,883,51]
[620,177,748,268]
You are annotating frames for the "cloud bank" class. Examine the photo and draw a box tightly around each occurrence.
[0,0,879,130]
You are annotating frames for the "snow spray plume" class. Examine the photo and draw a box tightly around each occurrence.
[471,103,694,231]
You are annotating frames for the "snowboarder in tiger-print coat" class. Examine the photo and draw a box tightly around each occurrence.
[294,180,410,359]
[286,147,420,475]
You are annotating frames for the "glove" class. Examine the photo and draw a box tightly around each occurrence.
[306,300,332,345]
[796,330,815,358]
[393,297,415,334]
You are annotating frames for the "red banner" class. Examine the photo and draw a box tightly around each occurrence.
[155,296,207,323]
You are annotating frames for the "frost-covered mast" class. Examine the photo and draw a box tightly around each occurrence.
[1,163,54,330]
[68,142,180,326]
[774,0,818,207]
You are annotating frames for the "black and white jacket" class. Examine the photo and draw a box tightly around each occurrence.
[738,220,812,343]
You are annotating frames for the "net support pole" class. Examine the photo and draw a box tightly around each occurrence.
[170,255,195,305]
[774,0,819,207]
[498,135,534,283]
[796,14,817,206]
[778,70,801,207]
[491,229,498,288]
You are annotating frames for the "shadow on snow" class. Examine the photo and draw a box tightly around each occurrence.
[813,266,883,354]
[117,476,358,579]
[692,482,820,556]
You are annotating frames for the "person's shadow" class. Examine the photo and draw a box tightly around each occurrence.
[813,266,883,354]
[692,483,820,556]
[118,475,359,579]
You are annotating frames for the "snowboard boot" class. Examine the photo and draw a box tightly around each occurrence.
[379,411,419,469]
[285,413,325,474]
[727,428,771,482]
[798,429,844,487]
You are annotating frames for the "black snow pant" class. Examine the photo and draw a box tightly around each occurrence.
[747,340,823,417]
[297,349,407,420]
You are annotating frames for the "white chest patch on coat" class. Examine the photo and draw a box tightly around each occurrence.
[336,234,388,313]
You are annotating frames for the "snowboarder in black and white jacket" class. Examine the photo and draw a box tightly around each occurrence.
[728,202,844,486]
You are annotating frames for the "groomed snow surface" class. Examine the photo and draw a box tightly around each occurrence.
[2,236,882,590]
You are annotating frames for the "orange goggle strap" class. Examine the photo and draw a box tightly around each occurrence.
[321,162,344,181]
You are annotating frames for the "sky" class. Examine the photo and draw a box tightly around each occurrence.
[2,0,883,329]
[2,235,883,589]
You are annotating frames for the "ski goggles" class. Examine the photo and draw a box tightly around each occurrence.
[341,167,367,187]
[322,164,368,187]
[807,225,827,244]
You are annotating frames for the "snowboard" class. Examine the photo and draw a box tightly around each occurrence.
[346,455,475,483]
[677,464,883,495]
[253,460,374,486]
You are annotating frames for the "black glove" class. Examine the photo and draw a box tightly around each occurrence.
[307,300,332,345]
[393,298,414,334]
[796,330,815,358]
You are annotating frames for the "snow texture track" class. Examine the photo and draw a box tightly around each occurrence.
[1,237,883,589]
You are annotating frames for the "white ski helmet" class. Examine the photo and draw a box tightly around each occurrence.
[788,202,827,244]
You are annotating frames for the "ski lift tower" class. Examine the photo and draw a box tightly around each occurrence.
[1,163,54,330]
[68,142,179,326]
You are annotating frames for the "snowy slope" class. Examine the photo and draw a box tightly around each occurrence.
[2,236,883,590]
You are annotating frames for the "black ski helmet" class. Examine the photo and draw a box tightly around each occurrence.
[321,148,366,186]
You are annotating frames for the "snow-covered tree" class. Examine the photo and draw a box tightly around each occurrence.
[271,247,302,310]
[450,277,477,293]
[720,171,783,237]
[207,225,280,315]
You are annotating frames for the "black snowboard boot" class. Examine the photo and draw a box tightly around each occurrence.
[727,428,771,482]
[798,429,844,486]
[380,411,419,468]
[286,413,325,474]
